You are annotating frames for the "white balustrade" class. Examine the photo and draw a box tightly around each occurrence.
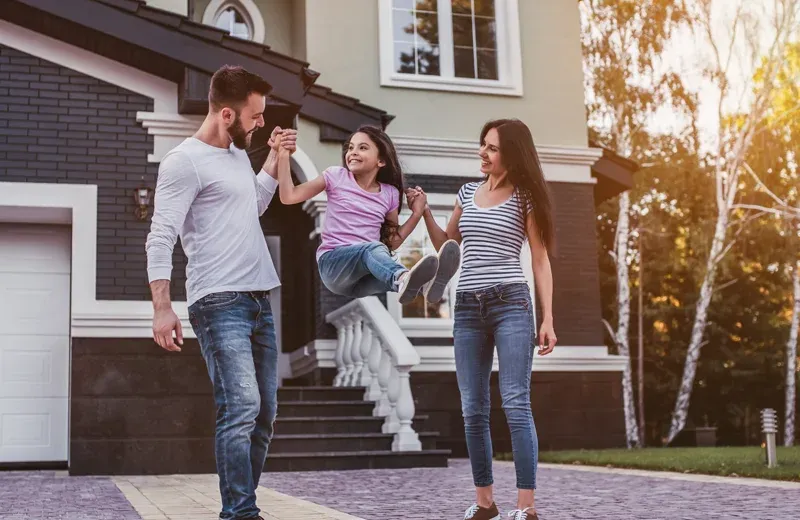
[326,296,422,451]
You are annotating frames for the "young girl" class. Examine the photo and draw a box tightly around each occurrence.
[409,119,557,520]
[273,125,460,303]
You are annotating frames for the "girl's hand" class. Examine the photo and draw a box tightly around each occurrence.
[537,320,557,356]
[409,188,427,215]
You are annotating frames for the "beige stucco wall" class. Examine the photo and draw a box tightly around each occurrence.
[296,118,343,175]
[190,0,294,55]
[146,0,188,15]
[299,0,588,147]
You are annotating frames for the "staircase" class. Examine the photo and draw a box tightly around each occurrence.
[266,385,449,472]
[269,296,451,472]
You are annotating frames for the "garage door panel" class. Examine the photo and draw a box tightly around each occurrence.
[0,224,71,463]
[0,335,70,398]
[0,226,71,274]
[0,398,68,462]
[0,274,70,336]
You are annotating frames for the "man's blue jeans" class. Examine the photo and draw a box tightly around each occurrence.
[188,291,278,520]
[318,242,407,298]
[453,282,539,490]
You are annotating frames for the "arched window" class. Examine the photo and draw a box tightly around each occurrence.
[202,0,266,43]
[214,6,251,40]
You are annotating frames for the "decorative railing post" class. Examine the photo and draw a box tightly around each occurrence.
[341,319,355,387]
[365,328,383,401]
[392,365,421,451]
[333,325,346,387]
[325,296,422,451]
[375,341,392,417]
[347,316,363,386]
[382,362,401,434]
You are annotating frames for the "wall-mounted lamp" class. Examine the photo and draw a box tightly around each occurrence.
[133,178,153,221]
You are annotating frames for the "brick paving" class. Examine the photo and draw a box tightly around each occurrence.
[264,459,800,520]
[0,471,141,519]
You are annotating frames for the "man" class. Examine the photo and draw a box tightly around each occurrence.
[145,65,296,520]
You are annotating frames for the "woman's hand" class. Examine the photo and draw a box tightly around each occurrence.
[537,319,557,356]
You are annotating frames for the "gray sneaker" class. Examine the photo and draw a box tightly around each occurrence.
[397,253,439,304]
[463,503,500,519]
[424,239,461,303]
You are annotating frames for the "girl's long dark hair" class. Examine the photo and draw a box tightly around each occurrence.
[341,125,405,250]
[481,119,555,253]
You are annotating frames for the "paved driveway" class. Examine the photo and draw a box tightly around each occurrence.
[264,459,800,520]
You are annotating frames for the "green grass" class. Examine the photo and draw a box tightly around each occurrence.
[530,446,800,482]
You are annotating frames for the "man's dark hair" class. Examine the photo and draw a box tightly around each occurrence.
[208,65,272,112]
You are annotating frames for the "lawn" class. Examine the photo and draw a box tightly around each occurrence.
[535,446,800,482]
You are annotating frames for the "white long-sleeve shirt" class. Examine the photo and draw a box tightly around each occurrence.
[145,137,280,306]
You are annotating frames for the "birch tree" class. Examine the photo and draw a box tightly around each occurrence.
[581,0,694,448]
[667,0,800,443]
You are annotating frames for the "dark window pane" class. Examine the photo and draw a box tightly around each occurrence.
[452,13,474,47]
[393,0,414,8]
[474,17,496,50]
[393,9,415,42]
[474,0,495,17]
[415,0,438,12]
[454,46,475,78]
[417,44,440,75]
[451,0,472,15]
[477,49,497,80]
[416,12,439,45]
[395,42,416,73]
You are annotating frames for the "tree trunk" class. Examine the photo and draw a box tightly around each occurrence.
[667,202,730,443]
[785,260,800,447]
[615,192,641,448]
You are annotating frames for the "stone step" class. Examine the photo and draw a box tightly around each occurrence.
[274,415,429,435]
[277,386,367,402]
[270,432,440,453]
[264,449,451,472]
[279,400,376,418]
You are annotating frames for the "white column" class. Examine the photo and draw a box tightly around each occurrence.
[332,324,346,387]
[373,344,392,417]
[358,324,373,388]
[391,366,421,451]
[341,319,355,387]
[382,365,401,434]
[347,317,363,387]
[364,326,383,401]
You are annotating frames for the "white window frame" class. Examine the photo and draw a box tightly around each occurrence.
[378,0,523,96]
[387,194,459,337]
[202,0,266,44]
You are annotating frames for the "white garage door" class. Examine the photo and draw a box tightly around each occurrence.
[0,224,71,463]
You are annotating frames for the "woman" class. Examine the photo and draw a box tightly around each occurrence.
[410,119,557,520]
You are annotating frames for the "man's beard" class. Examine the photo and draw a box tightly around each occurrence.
[228,114,252,150]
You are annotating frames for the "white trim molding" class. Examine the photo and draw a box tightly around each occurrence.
[290,342,627,375]
[378,0,523,96]
[202,0,266,43]
[0,182,193,338]
[136,112,203,162]
[391,136,603,183]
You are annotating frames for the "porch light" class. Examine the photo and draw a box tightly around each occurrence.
[134,178,153,220]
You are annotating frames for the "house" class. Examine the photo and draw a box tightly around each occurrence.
[0,0,635,475]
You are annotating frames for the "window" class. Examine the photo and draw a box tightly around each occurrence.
[379,0,523,95]
[214,6,251,40]
[202,0,266,43]
[394,210,457,320]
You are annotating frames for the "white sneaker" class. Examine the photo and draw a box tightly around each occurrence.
[423,239,461,303]
[397,254,439,304]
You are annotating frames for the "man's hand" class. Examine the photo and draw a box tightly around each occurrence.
[153,306,183,352]
[268,126,297,154]
[150,279,182,352]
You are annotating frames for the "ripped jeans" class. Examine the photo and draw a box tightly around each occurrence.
[188,291,278,520]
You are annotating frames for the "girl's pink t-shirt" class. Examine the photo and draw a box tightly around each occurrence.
[316,166,400,260]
